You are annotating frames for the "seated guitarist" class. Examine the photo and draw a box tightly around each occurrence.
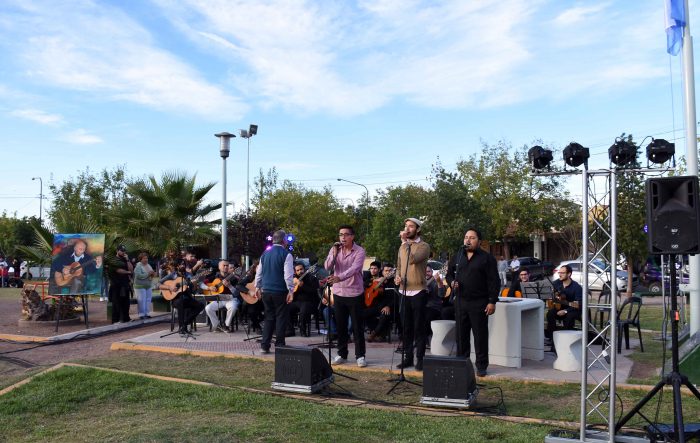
[288,263,320,337]
[505,268,529,297]
[546,264,583,341]
[159,259,205,335]
[364,262,395,342]
[204,260,240,333]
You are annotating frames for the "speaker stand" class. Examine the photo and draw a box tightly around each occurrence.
[615,255,700,441]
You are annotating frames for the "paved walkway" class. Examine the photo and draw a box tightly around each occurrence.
[113,320,638,384]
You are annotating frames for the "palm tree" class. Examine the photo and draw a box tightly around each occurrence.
[115,171,220,256]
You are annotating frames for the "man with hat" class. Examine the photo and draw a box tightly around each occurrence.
[109,245,133,323]
[394,217,431,371]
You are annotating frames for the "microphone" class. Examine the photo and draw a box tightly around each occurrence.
[334,242,342,249]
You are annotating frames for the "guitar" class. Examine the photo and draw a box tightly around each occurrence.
[54,257,99,287]
[208,271,241,295]
[500,287,522,298]
[364,269,395,307]
[240,282,259,305]
[547,290,580,310]
[160,269,209,301]
[293,265,318,292]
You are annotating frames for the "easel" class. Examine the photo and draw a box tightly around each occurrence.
[53,293,89,332]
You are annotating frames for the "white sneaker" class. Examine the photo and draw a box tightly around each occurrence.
[356,357,367,368]
[332,355,347,365]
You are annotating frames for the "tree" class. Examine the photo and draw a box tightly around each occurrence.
[47,166,132,230]
[364,184,433,262]
[254,181,351,259]
[615,135,647,296]
[449,140,576,256]
[114,171,220,256]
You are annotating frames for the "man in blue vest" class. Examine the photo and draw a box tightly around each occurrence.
[254,230,295,354]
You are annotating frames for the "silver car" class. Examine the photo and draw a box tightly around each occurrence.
[553,259,636,292]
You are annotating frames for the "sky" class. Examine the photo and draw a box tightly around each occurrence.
[0,0,696,221]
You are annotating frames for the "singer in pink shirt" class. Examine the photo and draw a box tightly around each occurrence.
[324,224,367,368]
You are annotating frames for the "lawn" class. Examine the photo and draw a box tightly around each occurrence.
[0,365,551,442]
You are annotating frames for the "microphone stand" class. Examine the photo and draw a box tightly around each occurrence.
[454,248,464,356]
[387,242,421,394]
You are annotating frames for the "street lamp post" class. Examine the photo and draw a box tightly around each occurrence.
[337,178,370,239]
[239,124,257,270]
[216,132,235,260]
[31,177,43,226]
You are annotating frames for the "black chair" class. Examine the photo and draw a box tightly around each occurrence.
[615,296,643,353]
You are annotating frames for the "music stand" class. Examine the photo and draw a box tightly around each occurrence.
[520,282,540,299]
[536,280,554,300]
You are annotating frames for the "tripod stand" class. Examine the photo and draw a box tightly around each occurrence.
[615,254,700,441]
[387,242,421,394]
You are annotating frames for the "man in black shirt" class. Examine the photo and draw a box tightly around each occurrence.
[289,263,320,336]
[546,264,583,340]
[445,228,500,377]
[109,245,133,323]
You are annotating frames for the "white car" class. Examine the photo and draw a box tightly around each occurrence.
[553,259,636,292]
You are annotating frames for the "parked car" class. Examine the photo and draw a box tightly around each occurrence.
[640,257,689,294]
[506,257,555,281]
[553,259,637,292]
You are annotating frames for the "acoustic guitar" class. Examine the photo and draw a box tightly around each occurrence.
[54,257,99,287]
[547,291,580,310]
[293,264,318,292]
[500,287,522,298]
[364,268,395,307]
[160,269,208,301]
[239,282,259,305]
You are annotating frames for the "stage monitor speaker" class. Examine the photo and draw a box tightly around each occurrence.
[272,346,333,394]
[420,355,478,409]
[646,176,700,255]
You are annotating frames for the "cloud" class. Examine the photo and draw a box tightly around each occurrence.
[62,129,103,145]
[1,0,247,120]
[9,108,64,125]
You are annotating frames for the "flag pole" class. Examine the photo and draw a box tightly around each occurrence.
[681,0,700,337]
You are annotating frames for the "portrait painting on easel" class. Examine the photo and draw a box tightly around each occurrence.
[49,234,105,296]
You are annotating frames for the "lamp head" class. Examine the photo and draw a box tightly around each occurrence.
[215,132,235,158]
[249,124,258,136]
[608,139,637,166]
[527,145,553,170]
[646,138,675,164]
[563,142,590,168]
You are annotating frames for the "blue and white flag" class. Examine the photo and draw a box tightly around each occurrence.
[665,0,686,55]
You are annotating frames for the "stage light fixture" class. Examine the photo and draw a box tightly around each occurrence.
[563,142,590,168]
[646,138,675,164]
[527,145,553,170]
[608,139,638,166]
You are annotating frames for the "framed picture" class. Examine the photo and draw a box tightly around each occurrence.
[49,234,105,296]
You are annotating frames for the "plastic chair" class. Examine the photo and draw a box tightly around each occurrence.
[616,296,643,353]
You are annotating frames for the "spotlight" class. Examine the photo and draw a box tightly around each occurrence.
[563,142,590,168]
[646,138,675,164]
[608,139,637,166]
[249,124,258,136]
[528,145,553,170]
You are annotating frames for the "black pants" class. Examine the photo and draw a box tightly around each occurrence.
[288,300,316,334]
[425,307,442,335]
[456,298,489,372]
[261,291,289,350]
[546,308,580,338]
[334,295,365,359]
[110,283,131,323]
[400,291,427,361]
[174,294,204,330]
[364,305,391,337]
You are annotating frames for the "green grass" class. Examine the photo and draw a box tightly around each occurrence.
[0,365,551,442]
[680,345,700,385]
[77,351,700,425]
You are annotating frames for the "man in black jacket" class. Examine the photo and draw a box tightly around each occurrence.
[445,228,500,377]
